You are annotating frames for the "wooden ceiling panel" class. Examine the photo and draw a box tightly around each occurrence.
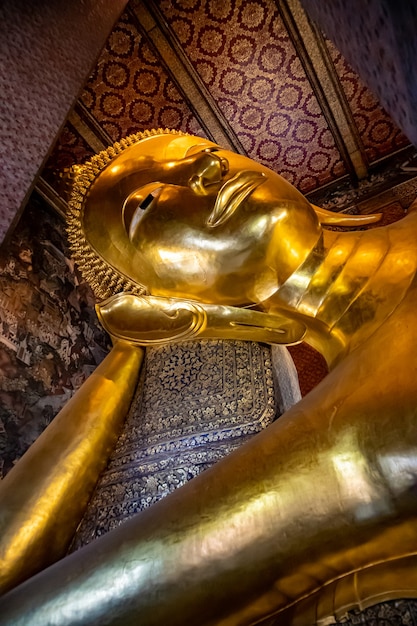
[37,0,411,211]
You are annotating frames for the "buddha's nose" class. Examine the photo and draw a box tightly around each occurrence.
[188,149,229,196]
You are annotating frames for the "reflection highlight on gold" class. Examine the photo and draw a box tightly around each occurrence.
[1,130,417,625]
[0,341,144,596]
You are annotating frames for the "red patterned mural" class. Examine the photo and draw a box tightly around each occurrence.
[156,0,347,192]
[80,12,206,142]
[0,197,111,477]
[37,0,412,201]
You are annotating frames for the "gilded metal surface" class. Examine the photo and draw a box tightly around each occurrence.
[96,293,306,346]
[0,341,144,595]
[1,131,417,625]
[67,129,381,303]
[279,556,417,625]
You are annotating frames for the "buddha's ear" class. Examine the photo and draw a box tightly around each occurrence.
[312,204,382,226]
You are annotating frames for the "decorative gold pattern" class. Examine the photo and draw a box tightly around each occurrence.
[71,340,278,549]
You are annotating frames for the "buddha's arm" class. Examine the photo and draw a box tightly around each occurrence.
[96,292,306,346]
[0,341,144,596]
[1,296,417,626]
[0,294,303,599]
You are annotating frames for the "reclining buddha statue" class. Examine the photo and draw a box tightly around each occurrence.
[1,129,417,625]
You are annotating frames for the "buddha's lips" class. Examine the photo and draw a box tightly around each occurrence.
[206,170,266,228]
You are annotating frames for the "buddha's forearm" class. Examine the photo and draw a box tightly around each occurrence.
[0,341,144,596]
[96,293,307,346]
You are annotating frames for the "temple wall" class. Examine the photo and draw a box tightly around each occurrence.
[0,0,128,243]
[0,195,110,477]
[300,0,417,147]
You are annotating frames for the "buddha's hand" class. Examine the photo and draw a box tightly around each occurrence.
[96,293,306,346]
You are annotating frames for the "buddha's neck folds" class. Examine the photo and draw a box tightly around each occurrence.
[270,211,417,368]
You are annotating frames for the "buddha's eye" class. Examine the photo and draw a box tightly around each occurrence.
[139,192,157,211]
[123,184,162,240]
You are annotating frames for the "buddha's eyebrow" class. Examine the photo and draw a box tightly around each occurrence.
[185,143,221,156]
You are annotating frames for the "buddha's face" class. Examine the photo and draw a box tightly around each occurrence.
[83,133,322,305]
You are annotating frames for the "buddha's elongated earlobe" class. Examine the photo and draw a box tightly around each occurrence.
[312,204,382,226]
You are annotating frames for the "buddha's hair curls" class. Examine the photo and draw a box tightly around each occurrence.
[66,128,186,301]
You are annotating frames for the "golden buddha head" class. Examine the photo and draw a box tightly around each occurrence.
[68,129,324,305]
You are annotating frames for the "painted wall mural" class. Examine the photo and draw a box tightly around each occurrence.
[0,195,111,477]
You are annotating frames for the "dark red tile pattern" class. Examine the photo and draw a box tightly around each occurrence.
[80,11,206,142]
[288,343,328,397]
[327,41,409,164]
[157,0,347,192]
[365,202,407,228]
[42,123,95,198]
